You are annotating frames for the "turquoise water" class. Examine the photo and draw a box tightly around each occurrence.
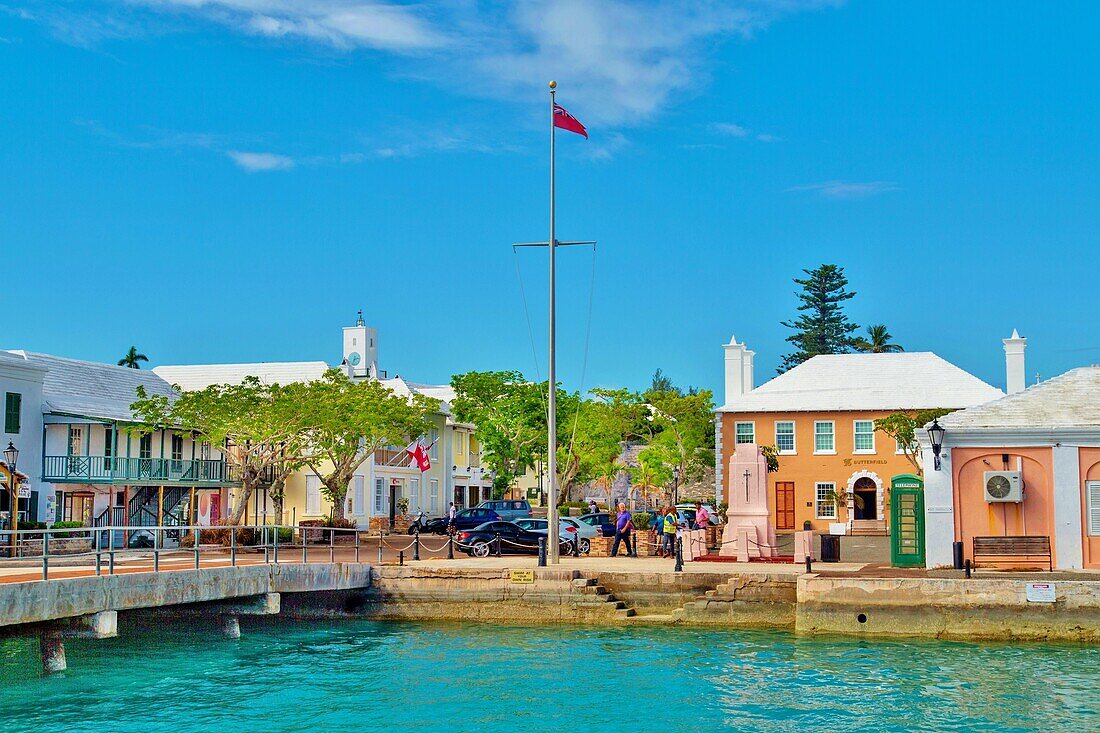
[1,620,1097,732]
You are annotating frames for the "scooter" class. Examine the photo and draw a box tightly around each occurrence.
[407,510,427,535]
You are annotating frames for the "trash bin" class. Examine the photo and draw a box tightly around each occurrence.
[820,534,841,563]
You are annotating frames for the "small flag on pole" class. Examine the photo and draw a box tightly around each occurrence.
[405,440,431,472]
[553,103,588,139]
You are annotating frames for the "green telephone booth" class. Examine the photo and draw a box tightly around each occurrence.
[890,474,925,567]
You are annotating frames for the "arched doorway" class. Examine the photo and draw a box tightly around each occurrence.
[852,477,878,520]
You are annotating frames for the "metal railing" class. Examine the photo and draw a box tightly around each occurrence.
[0,523,377,581]
[42,456,233,484]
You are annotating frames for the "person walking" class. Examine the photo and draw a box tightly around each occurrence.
[588,498,598,515]
[610,502,635,558]
[447,502,457,534]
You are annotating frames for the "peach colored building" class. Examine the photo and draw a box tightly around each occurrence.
[920,342,1100,570]
[716,337,1003,536]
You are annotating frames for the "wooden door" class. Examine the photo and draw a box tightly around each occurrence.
[775,482,795,530]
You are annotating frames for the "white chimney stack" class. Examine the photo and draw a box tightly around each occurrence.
[1003,328,1027,394]
[724,336,748,403]
[742,348,755,395]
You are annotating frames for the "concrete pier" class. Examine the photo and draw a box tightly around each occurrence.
[39,631,66,674]
[220,616,241,639]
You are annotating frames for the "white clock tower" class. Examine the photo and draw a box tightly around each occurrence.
[342,310,378,379]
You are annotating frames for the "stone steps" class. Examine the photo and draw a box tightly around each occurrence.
[573,576,637,617]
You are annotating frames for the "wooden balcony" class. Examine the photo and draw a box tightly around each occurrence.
[43,456,236,486]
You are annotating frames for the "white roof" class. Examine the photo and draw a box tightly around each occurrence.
[719,352,1003,413]
[939,366,1100,430]
[7,350,178,422]
[153,362,331,391]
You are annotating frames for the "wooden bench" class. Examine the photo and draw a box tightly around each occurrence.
[972,535,1052,571]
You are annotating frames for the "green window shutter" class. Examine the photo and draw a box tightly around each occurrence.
[4,393,20,434]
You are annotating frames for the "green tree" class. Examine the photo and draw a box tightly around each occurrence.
[644,387,716,485]
[450,371,547,496]
[874,408,954,476]
[130,377,305,525]
[855,324,904,353]
[118,346,149,369]
[555,388,640,498]
[779,264,860,372]
[296,370,437,520]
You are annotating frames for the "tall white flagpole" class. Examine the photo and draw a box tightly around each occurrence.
[547,80,560,564]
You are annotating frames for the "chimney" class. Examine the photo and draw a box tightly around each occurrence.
[1003,328,1027,394]
[724,336,747,403]
[742,348,755,394]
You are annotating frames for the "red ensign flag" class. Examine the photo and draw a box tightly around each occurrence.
[553,103,588,139]
[405,440,431,472]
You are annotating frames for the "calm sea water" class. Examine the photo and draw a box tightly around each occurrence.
[1,620,1097,733]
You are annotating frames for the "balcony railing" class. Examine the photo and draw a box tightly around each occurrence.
[43,456,234,485]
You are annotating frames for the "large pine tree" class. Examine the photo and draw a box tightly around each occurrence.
[779,264,860,372]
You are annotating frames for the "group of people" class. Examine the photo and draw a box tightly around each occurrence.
[610,501,712,559]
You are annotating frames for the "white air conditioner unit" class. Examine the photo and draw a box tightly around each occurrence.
[983,471,1023,503]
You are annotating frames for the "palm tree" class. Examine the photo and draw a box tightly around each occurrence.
[118,346,149,369]
[855,324,903,353]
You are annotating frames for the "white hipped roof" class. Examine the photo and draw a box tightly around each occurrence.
[719,352,1003,413]
[6,350,178,422]
[939,366,1100,430]
[153,362,332,391]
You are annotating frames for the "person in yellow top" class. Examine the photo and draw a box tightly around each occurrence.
[661,506,679,557]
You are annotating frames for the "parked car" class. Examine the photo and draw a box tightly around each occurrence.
[456,521,547,557]
[422,507,501,535]
[675,503,724,528]
[476,499,532,521]
[515,517,588,553]
[578,512,615,537]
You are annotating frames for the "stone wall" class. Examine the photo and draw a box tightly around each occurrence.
[796,575,1100,642]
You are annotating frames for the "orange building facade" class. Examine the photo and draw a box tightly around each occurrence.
[718,409,918,533]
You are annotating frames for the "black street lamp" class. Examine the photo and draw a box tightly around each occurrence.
[927,419,946,471]
[4,442,18,558]
[672,466,681,505]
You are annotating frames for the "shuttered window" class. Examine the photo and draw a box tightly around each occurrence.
[306,474,322,515]
[4,393,20,434]
[353,475,365,515]
[1088,481,1100,536]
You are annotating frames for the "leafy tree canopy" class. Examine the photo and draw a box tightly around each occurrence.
[874,408,954,476]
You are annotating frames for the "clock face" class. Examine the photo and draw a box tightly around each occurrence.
[347,352,361,366]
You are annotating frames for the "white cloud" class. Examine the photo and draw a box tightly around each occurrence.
[131,0,446,51]
[787,180,899,200]
[19,1,838,124]
[710,122,749,137]
[755,133,781,143]
[227,150,296,171]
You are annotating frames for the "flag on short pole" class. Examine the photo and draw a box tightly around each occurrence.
[405,440,431,472]
[553,103,588,139]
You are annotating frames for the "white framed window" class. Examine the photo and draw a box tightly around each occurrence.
[1087,481,1100,536]
[409,478,419,511]
[896,437,917,455]
[430,479,439,514]
[775,421,796,454]
[735,422,755,444]
[853,420,875,454]
[814,421,835,454]
[373,478,385,514]
[306,474,322,515]
[429,429,439,459]
[353,475,365,516]
[816,482,837,519]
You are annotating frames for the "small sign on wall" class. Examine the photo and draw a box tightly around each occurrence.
[1025,582,1056,603]
[510,569,535,584]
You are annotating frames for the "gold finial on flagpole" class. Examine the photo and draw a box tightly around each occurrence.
[548,80,557,89]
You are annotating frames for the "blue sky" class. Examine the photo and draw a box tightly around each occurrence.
[2,1,1098,397]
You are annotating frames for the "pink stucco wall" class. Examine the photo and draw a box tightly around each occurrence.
[951,447,1055,568]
